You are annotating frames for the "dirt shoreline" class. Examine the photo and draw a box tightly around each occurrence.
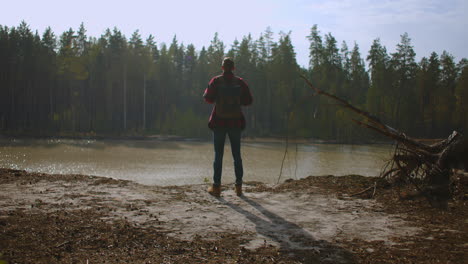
[0,168,466,263]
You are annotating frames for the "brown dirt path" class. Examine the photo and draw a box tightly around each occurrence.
[0,169,466,263]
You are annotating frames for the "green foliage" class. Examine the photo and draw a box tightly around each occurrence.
[455,63,468,132]
[161,107,208,138]
[0,22,465,142]
[0,252,6,264]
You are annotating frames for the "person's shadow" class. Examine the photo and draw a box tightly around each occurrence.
[218,195,356,263]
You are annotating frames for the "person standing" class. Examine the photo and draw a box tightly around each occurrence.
[203,57,253,197]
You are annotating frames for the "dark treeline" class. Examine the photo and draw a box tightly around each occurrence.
[0,22,467,141]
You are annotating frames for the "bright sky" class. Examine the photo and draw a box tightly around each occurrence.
[2,0,467,67]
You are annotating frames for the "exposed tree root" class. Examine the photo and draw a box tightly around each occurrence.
[301,75,468,208]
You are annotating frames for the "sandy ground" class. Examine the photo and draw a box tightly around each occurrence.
[0,168,467,263]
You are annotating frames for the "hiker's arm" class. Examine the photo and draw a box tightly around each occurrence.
[203,77,217,104]
[240,78,253,106]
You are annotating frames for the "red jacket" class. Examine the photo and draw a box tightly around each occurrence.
[203,72,253,129]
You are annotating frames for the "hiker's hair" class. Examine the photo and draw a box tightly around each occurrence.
[222,57,235,68]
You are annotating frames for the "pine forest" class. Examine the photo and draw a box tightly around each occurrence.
[1,22,467,142]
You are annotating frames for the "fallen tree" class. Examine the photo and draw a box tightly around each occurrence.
[300,75,468,208]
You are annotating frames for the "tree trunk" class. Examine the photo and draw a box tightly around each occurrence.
[301,75,468,207]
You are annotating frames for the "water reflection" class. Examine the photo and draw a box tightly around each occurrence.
[0,138,393,186]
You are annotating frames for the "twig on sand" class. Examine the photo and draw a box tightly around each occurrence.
[372,182,377,198]
[55,241,71,248]
[350,182,377,197]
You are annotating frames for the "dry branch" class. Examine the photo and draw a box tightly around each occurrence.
[300,75,468,207]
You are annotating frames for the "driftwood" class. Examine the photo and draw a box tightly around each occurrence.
[300,75,468,207]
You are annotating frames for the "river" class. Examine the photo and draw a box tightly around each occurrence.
[0,138,393,186]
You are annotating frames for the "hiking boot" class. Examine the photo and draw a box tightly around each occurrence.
[208,185,221,197]
[235,184,242,196]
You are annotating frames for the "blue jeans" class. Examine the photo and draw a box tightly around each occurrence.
[212,128,243,186]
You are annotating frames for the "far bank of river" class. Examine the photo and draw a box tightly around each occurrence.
[0,137,393,186]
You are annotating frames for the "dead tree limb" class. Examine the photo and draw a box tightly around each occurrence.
[300,75,468,208]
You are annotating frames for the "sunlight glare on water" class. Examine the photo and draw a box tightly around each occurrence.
[0,138,393,186]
